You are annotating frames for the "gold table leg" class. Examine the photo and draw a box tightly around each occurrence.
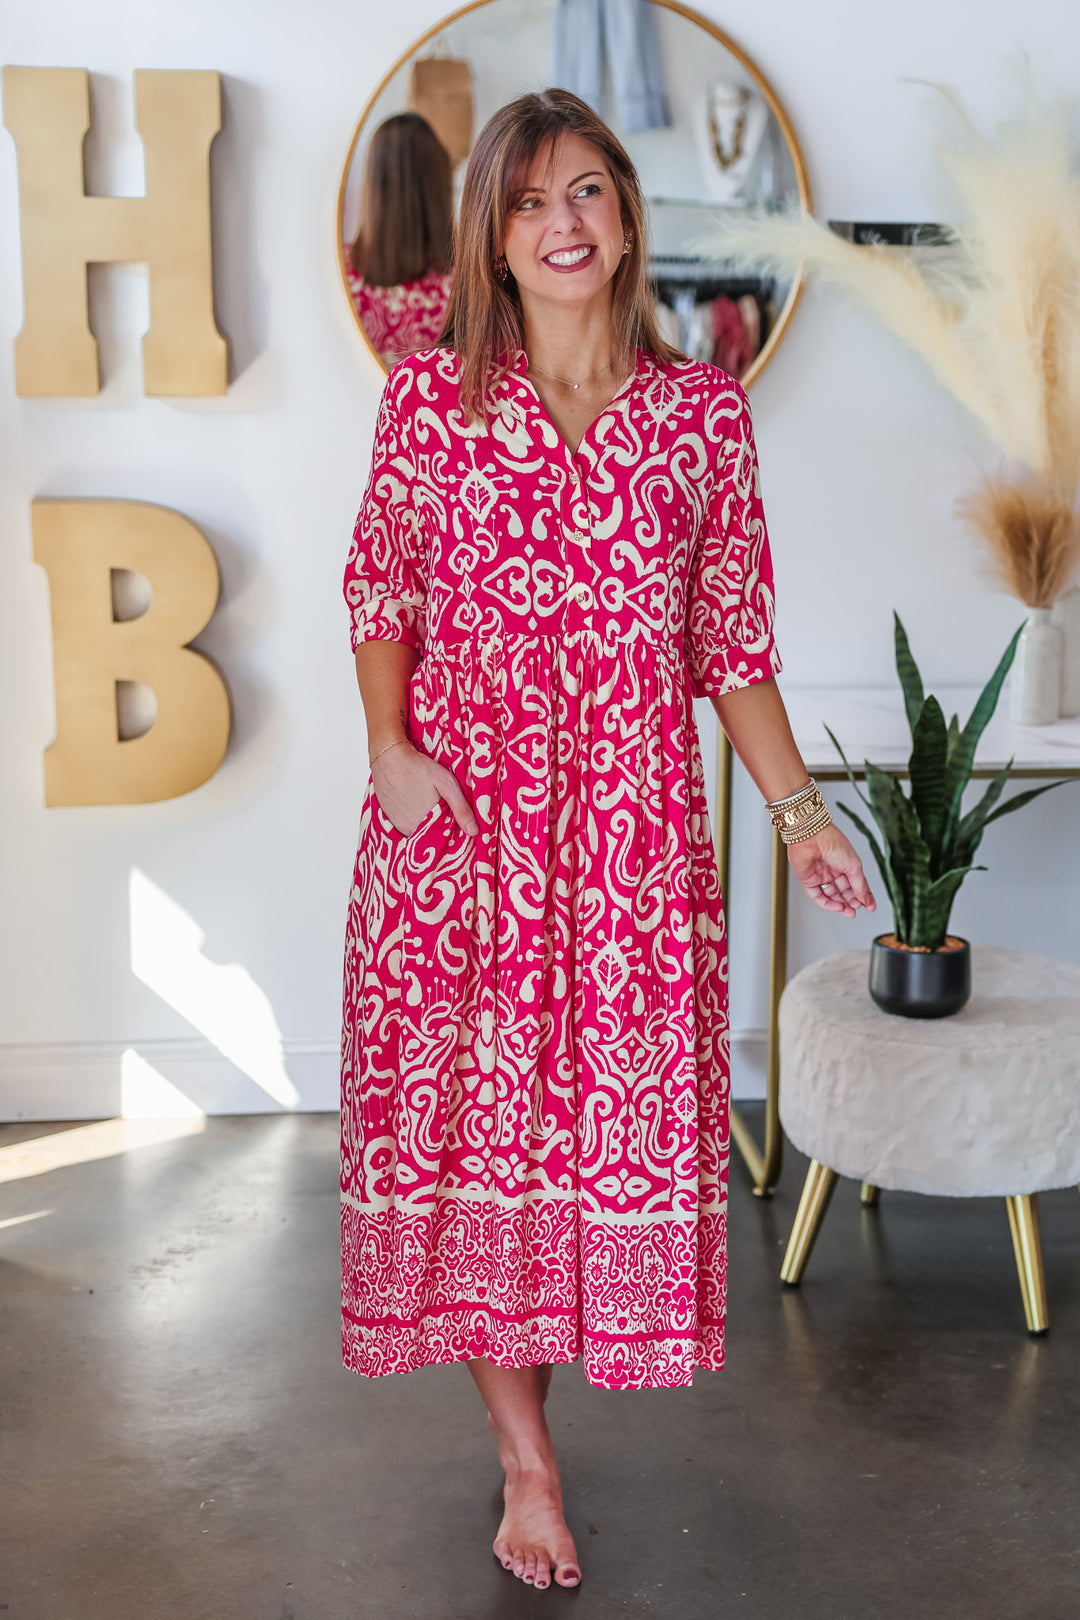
[860,1182,881,1207]
[725,790,788,1198]
[780,1160,839,1284]
[1006,1194,1049,1335]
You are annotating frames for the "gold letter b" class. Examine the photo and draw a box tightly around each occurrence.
[32,500,231,806]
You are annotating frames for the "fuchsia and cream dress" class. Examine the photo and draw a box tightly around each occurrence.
[346,266,453,366]
[340,345,781,1390]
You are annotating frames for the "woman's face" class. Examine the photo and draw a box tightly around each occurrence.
[501,133,626,311]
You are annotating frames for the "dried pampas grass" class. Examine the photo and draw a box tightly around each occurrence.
[956,472,1080,608]
[693,64,1080,604]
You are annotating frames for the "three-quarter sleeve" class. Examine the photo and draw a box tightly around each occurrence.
[343,370,427,654]
[684,381,782,699]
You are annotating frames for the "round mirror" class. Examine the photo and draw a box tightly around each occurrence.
[337,0,810,385]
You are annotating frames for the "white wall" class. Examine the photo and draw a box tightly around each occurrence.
[1,0,1077,1118]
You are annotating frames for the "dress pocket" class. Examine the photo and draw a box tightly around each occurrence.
[372,790,446,842]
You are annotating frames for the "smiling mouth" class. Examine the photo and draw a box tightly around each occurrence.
[542,244,597,269]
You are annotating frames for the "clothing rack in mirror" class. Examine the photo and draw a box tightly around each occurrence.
[651,274,777,305]
[649,258,777,375]
[648,254,779,302]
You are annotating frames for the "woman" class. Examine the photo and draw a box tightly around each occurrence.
[340,89,875,1592]
[346,111,454,365]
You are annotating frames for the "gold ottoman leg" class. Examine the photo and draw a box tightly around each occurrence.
[1006,1194,1049,1335]
[781,1161,839,1285]
[860,1182,881,1207]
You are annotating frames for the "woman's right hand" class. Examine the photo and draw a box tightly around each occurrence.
[371,739,480,837]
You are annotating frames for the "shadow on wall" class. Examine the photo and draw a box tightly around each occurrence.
[211,75,271,383]
[184,511,283,782]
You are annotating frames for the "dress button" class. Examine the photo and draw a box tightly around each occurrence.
[573,583,593,606]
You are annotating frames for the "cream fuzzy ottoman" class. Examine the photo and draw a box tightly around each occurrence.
[777,946,1080,1333]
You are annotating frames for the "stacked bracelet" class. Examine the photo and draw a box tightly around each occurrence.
[765,776,833,845]
[370,738,408,767]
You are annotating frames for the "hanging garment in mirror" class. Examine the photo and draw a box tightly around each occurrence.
[405,53,475,165]
[552,0,671,133]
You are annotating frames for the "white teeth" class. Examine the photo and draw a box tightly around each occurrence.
[545,245,592,266]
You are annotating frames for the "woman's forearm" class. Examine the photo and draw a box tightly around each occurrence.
[355,640,422,755]
[709,677,811,805]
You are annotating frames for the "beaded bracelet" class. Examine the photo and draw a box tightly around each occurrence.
[767,778,816,812]
[765,776,834,845]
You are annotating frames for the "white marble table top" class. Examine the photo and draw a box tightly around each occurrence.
[778,683,1080,778]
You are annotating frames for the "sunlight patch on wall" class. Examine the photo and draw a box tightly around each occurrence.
[121,1047,206,1118]
[129,868,300,1109]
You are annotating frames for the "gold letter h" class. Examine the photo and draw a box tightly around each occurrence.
[2,66,228,396]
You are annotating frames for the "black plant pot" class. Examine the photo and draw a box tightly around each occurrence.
[868,934,972,1019]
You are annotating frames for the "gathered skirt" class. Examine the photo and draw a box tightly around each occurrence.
[340,627,730,1390]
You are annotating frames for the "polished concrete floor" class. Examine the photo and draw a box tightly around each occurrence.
[0,1108,1077,1620]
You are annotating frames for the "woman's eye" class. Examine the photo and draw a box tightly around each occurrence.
[516,196,540,211]
[574,183,602,198]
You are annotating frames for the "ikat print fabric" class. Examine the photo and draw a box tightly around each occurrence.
[346,266,453,367]
[340,345,781,1390]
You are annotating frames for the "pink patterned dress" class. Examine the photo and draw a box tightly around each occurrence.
[340,345,781,1390]
[346,265,453,366]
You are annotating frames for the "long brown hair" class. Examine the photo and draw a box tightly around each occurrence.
[439,88,682,422]
[349,112,453,287]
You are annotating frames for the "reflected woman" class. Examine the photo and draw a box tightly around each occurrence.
[346,111,454,366]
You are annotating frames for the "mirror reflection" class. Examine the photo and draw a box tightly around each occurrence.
[344,112,455,366]
[339,0,807,380]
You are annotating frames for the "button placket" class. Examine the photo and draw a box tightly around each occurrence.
[567,456,595,612]
[566,456,599,618]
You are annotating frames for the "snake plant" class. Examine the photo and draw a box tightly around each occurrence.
[826,613,1073,951]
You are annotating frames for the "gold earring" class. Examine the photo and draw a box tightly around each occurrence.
[495,253,508,283]
[622,231,632,256]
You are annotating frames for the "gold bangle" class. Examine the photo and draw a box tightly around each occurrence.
[765,777,815,813]
[780,806,833,844]
[768,783,828,830]
[768,781,833,842]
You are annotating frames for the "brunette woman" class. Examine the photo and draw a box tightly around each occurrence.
[340,88,875,1592]
[346,111,454,364]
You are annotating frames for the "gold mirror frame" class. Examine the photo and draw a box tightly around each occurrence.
[336,0,811,387]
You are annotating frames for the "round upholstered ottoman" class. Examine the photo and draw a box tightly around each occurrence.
[777,947,1080,1332]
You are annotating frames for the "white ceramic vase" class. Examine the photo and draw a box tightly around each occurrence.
[1050,585,1080,717]
[1010,609,1063,725]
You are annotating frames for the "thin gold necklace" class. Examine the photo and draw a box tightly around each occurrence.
[527,356,615,392]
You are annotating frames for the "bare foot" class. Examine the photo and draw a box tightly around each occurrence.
[469,1359,578,1589]
[492,1459,581,1590]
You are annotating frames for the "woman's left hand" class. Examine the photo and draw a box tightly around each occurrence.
[787,822,877,918]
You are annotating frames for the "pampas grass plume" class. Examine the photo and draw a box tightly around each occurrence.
[955,473,1080,609]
